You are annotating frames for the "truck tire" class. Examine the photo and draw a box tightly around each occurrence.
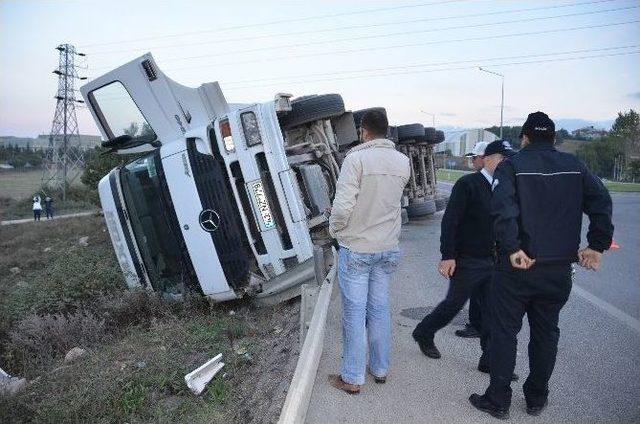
[423,127,437,143]
[435,195,449,211]
[406,199,437,218]
[388,125,399,143]
[397,123,424,141]
[435,130,445,143]
[353,107,386,127]
[280,94,345,129]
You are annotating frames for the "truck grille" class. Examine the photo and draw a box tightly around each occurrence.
[187,139,250,289]
[255,152,293,250]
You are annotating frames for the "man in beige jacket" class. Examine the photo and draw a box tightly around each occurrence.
[328,110,410,394]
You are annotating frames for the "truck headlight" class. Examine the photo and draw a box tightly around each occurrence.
[219,119,234,152]
[241,112,262,147]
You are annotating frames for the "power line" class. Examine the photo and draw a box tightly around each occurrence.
[223,50,640,91]
[159,19,640,72]
[78,0,472,48]
[156,5,639,64]
[85,0,619,55]
[221,45,639,86]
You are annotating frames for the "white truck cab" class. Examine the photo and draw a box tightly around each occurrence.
[81,54,355,302]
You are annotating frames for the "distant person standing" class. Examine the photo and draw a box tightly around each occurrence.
[32,196,42,221]
[44,196,54,219]
[469,112,614,419]
[328,110,410,394]
[456,141,490,339]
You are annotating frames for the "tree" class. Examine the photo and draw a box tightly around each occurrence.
[123,122,140,137]
[609,109,640,157]
[555,129,570,144]
[81,147,135,204]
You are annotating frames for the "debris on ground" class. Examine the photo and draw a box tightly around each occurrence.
[78,236,89,247]
[64,347,87,363]
[0,368,27,397]
[9,267,20,275]
[184,353,225,395]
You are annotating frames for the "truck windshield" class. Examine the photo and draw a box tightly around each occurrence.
[120,153,184,294]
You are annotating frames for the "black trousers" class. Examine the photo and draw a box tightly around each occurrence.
[468,286,483,331]
[485,257,572,409]
[414,256,493,344]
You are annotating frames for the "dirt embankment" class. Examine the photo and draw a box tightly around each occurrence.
[0,216,300,423]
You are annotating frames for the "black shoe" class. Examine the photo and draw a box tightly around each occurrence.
[469,393,509,420]
[455,323,481,338]
[412,330,441,359]
[477,364,519,382]
[526,400,549,416]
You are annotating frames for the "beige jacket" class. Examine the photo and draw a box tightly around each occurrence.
[329,138,410,253]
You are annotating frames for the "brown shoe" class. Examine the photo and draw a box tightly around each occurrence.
[328,374,361,394]
[368,369,386,384]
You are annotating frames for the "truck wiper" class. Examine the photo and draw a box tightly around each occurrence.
[101,134,161,155]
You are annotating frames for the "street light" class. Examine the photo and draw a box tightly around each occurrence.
[478,67,504,139]
[420,110,436,127]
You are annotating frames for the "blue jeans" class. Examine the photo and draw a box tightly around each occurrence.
[338,246,401,385]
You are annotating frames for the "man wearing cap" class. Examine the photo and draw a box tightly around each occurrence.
[413,139,516,373]
[470,112,614,419]
[456,140,490,339]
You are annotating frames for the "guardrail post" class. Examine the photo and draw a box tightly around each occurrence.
[300,284,320,344]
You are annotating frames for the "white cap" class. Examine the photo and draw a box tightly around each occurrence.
[465,141,489,157]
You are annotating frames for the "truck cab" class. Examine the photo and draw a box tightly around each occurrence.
[81,54,354,302]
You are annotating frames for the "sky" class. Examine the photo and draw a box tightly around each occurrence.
[1,0,639,137]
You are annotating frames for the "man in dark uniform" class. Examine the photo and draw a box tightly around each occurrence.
[469,112,614,419]
[412,140,516,376]
[457,141,489,339]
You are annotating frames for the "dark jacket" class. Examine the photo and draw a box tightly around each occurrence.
[491,142,613,264]
[440,172,495,260]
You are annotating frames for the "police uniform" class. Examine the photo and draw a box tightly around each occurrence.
[470,112,614,418]
[412,140,515,362]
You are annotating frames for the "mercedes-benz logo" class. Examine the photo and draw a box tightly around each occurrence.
[199,209,221,232]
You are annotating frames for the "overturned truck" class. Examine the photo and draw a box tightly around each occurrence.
[81,54,444,303]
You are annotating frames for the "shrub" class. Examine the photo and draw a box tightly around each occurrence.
[5,312,107,376]
[4,246,125,321]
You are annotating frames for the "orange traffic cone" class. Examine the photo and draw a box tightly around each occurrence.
[610,239,620,250]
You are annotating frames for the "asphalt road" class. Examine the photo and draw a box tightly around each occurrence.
[306,193,640,423]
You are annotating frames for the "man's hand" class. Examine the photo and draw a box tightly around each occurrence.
[509,250,535,270]
[578,248,602,271]
[438,259,456,278]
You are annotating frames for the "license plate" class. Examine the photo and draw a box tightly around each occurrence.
[251,181,276,230]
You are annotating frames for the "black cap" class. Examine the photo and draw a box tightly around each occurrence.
[520,111,555,142]
[484,139,516,157]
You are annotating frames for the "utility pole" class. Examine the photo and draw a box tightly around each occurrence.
[42,43,87,201]
[420,110,436,127]
[478,67,504,139]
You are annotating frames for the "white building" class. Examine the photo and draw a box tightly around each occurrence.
[435,129,498,157]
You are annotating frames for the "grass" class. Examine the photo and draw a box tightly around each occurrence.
[436,169,640,193]
[0,169,83,200]
[0,215,300,423]
[436,168,470,183]
[603,181,640,192]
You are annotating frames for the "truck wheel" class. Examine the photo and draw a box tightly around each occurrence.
[435,195,449,211]
[388,125,399,143]
[435,130,445,143]
[423,127,437,143]
[280,94,345,129]
[353,107,386,128]
[398,123,424,142]
[406,199,437,218]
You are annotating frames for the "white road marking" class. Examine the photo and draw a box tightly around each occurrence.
[573,284,640,335]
